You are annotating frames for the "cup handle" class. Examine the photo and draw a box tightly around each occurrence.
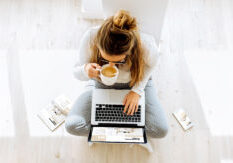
[96,68,101,77]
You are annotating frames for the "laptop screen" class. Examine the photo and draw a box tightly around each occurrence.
[90,126,145,143]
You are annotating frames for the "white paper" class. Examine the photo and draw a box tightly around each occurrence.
[173,108,194,131]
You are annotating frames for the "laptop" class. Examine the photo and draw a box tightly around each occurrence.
[88,88,147,144]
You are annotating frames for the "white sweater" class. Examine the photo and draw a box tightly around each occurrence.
[73,26,159,96]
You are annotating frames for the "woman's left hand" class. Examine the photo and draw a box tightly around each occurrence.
[123,91,140,115]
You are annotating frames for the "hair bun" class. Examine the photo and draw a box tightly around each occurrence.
[113,10,137,31]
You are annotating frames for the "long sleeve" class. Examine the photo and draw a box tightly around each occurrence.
[73,28,93,81]
[131,34,159,96]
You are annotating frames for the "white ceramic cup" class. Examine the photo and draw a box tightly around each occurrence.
[97,64,119,86]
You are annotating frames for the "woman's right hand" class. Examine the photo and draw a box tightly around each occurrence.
[84,63,101,79]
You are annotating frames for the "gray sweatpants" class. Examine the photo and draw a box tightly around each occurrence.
[65,78,168,138]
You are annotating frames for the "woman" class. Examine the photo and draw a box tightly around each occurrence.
[65,10,168,140]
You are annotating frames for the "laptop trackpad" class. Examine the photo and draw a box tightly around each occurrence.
[90,127,145,143]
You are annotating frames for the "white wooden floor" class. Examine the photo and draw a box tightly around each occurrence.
[0,0,233,163]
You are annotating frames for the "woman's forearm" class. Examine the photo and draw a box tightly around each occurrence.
[73,64,89,81]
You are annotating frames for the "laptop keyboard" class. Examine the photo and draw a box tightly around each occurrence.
[95,104,141,122]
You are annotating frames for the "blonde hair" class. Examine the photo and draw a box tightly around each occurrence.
[90,10,145,87]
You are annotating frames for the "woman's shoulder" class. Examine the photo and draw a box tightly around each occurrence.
[88,26,100,32]
[140,32,158,50]
[85,26,100,38]
[139,32,159,65]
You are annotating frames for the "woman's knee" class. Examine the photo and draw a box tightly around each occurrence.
[148,124,169,138]
[65,115,89,136]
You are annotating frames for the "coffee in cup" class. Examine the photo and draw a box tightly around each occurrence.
[98,64,119,86]
[101,66,117,77]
